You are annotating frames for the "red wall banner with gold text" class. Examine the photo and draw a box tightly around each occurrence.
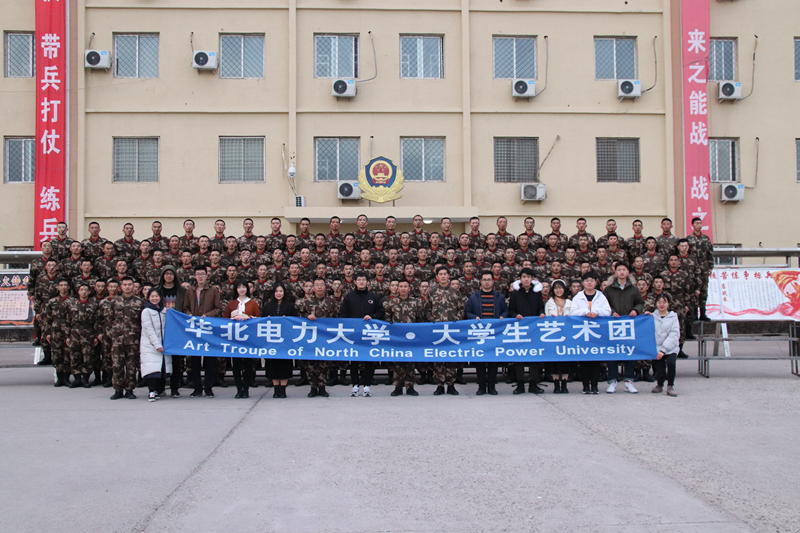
[34,0,67,250]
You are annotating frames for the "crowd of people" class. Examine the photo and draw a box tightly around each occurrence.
[27,214,712,401]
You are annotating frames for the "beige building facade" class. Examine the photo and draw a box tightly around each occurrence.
[1,0,798,253]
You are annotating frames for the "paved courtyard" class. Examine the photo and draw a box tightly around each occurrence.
[1,342,798,533]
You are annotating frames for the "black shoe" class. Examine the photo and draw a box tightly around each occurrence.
[190,390,203,398]
[529,383,544,394]
[278,385,287,398]
[102,376,112,388]
[204,389,215,398]
[37,354,53,365]
[296,373,309,387]
[54,372,67,387]
[124,390,136,399]
[582,384,591,394]
[446,384,459,396]
[272,387,280,398]
[433,385,445,396]
[476,387,486,396]
[699,314,710,322]
[513,384,526,395]
[241,388,249,399]
[591,383,600,394]
[235,388,243,399]
[69,374,83,389]
[561,381,569,394]
[317,386,329,398]
[641,371,655,382]
[308,387,319,398]
[391,386,403,396]
[553,381,562,394]
[170,390,181,398]
[216,376,228,388]
[110,390,124,400]
[678,351,689,359]
[32,339,41,347]
[83,374,92,388]
[488,387,498,396]
[406,386,419,396]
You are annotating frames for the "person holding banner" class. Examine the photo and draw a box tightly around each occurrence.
[224,279,261,399]
[603,262,645,394]
[570,272,612,394]
[426,266,465,396]
[651,293,680,397]
[341,272,384,397]
[509,267,546,394]
[544,279,572,394]
[182,266,223,398]
[298,279,340,398]
[465,271,509,395]
[262,282,298,398]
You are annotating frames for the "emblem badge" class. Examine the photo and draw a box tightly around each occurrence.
[357,156,404,203]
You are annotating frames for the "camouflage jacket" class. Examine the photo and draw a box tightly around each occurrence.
[384,295,425,323]
[97,296,120,335]
[659,269,690,310]
[642,252,666,276]
[33,275,60,310]
[568,232,597,252]
[109,296,145,345]
[42,295,71,336]
[80,237,108,263]
[49,236,75,261]
[625,236,647,261]
[425,284,464,322]
[656,234,678,258]
[67,298,98,334]
[297,294,340,319]
[178,236,200,255]
[60,256,85,281]
[94,256,120,282]
[687,233,714,272]
[114,238,141,264]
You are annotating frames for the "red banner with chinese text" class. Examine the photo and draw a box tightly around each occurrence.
[681,0,713,240]
[34,0,67,250]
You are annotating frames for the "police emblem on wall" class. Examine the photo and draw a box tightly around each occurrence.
[357,156,404,203]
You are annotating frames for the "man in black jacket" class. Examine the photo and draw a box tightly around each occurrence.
[508,268,546,394]
[603,261,645,394]
[340,272,384,397]
[157,265,187,397]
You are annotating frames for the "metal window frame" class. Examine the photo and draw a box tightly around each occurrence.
[4,137,35,183]
[713,244,741,266]
[113,137,160,183]
[492,36,537,80]
[113,33,159,79]
[218,136,265,184]
[314,137,360,182]
[594,36,637,80]
[399,35,444,79]
[709,38,738,82]
[795,38,800,82]
[219,34,265,79]
[595,137,641,183]
[493,137,539,183]
[400,137,446,182]
[313,34,359,79]
[4,32,35,78]
[796,139,800,183]
[709,138,739,183]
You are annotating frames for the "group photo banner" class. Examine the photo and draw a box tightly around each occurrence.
[164,310,657,363]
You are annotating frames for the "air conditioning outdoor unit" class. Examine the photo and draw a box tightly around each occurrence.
[85,50,111,69]
[521,183,546,201]
[512,79,536,98]
[295,195,307,207]
[193,51,218,70]
[617,79,641,98]
[332,78,357,97]
[721,183,744,202]
[718,81,742,100]
[337,182,361,200]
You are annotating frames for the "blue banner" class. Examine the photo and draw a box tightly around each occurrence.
[164,310,657,363]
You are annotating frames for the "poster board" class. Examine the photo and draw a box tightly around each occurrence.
[706,268,800,321]
[0,271,34,328]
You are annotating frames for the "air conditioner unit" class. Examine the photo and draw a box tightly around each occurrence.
[85,50,111,69]
[617,79,641,98]
[521,183,546,201]
[337,181,361,200]
[294,195,307,207]
[721,183,744,202]
[193,51,217,70]
[332,78,357,97]
[512,79,536,98]
[718,81,742,100]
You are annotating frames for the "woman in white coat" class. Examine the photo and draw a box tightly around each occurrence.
[650,293,681,397]
[545,280,573,393]
[140,288,172,402]
[569,272,612,394]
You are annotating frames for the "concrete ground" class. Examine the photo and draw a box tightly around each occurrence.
[1,341,798,533]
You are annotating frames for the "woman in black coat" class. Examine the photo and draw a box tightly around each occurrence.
[261,282,298,398]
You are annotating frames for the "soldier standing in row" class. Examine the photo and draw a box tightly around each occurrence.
[67,283,98,388]
[426,266,464,396]
[109,277,144,399]
[298,279,339,397]
[43,278,73,386]
[384,280,424,396]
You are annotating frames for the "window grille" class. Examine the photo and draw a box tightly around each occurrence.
[220,35,264,79]
[400,36,443,79]
[5,32,34,78]
[401,138,445,182]
[596,138,640,183]
[5,138,35,183]
[709,138,738,183]
[315,138,360,182]
[113,138,159,182]
[219,137,265,183]
[709,39,736,81]
[594,37,636,80]
[315,35,357,78]
[494,138,539,183]
[114,34,159,78]
[493,37,536,79]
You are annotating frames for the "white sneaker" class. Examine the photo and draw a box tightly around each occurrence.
[148,391,157,402]
[364,386,371,397]
[350,385,359,397]
[624,380,638,394]
[606,380,617,394]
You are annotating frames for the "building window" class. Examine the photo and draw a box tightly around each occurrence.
[4,138,35,183]
[401,137,445,182]
[596,138,640,183]
[315,35,358,78]
[219,137,265,183]
[220,35,264,79]
[493,37,536,79]
[709,38,737,81]
[594,37,636,80]
[113,138,159,182]
[494,138,539,183]
[713,244,740,266]
[315,138,359,182]
[4,32,34,78]
[795,39,800,81]
[114,34,159,78]
[400,36,443,79]
[796,139,800,182]
[709,138,738,182]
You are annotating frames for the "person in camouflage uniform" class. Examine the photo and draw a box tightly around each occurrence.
[108,277,144,399]
[94,241,118,281]
[656,218,678,258]
[514,234,537,265]
[642,237,666,275]
[114,223,141,265]
[592,247,614,280]
[371,263,392,298]
[686,217,714,321]
[66,283,98,388]
[177,219,200,255]
[458,261,481,297]
[568,218,597,251]
[626,219,647,261]
[192,236,212,267]
[494,217,517,252]
[297,279,339,397]
[677,238,702,340]
[660,255,691,356]
[42,278,72,386]
[49,222,76,261]
[32,257,61,359]
[384,280,424,396]
[425,266,464,395]
[543,217,569,252]
[81,221,108,264]
[131,240,154,281]
[631,256,654,287]
[146,221,169,254]
[71,260,97,297]
[176,252,196,285]
[595,219,620,251]
[95,279,120,387]
[296,218,314,251]
[60,241,85,281]
[352,214,372,252]
[606,235,629,265]
[265,217,287,253]
[522,217,545,251]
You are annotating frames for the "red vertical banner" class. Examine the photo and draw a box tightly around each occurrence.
[34,0,67,250]
[681,0,713,240]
